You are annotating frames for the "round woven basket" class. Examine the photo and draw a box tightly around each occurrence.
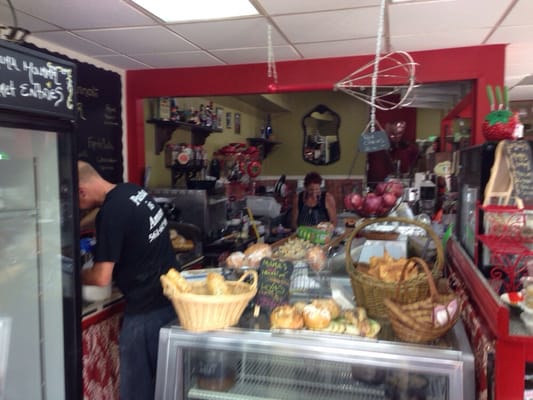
[167,270,258,332]
[345,217,444,319]
[383,257,460,343]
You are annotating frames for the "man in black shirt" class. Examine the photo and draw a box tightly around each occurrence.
[78,160,178,400]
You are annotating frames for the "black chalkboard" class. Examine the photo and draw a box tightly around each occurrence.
[22,43,124,183]
[256,258,293,312]
[502,139,533,206]
[0,40,76,119]
[75,62,123,183]
[359,130,390,153]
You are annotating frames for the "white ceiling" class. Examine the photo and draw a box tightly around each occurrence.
[2,0,533,101]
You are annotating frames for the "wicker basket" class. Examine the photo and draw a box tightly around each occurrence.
[383,257,460,343]
[164,270,258,332]
[345,217,444,318]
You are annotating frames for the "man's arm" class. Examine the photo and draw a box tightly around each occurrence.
[82,261,114,286]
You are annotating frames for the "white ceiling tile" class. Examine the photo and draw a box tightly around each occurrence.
[92,54,152,70]
[273,8,381,43]
[295,38,378,59]
[389,0,510,35]
[0,5,59,31]
[501,0,533,26]
[508,85,533,101]
[210,46,300,64]
[7,0,155,30]
[75,26,199,54]
[169,17,288,49]
[32,31,117,56]
[390,29,489,53]
[257,0,381,15]
[487,25,533,45]
[131,51,225,68]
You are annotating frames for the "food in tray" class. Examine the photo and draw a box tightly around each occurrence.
[243,243,272,268]
[169,229,194,252]
[161,268,192,295]
[206,272,231,295]
[269,299,380,338]
[303,303,331,329]
[161,268,234,296]
[364,250,418,283]
[270,304,305,329]
[272,237,314,260]
[296,225,332,244]
[224,243,273,270]
[225,251,246,269]
[306,246,327,272]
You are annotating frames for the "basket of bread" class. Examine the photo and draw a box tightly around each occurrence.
[345,217,444,319]
[383,257,460,343]
[269,298,381,338]
[160,268,258,332]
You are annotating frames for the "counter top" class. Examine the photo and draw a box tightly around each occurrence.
[82,289,124,319]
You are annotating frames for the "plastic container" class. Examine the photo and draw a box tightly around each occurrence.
[246,196,281,218]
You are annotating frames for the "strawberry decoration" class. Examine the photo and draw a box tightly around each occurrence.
[482,85,517,141]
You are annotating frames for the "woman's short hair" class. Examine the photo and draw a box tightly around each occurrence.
[304,171,322,187]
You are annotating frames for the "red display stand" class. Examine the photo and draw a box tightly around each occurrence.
[447,238,533,400]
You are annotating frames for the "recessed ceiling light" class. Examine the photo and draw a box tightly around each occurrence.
[389,0,452,4]
[131,0,259,23]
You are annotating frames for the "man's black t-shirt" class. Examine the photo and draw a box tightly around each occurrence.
[94,183,177,314]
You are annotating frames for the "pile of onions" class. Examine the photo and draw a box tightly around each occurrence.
[343,180,403,218]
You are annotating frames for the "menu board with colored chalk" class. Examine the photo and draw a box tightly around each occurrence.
[256,258,293,312]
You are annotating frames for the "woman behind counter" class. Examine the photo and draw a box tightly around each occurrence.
[291,172,337,229]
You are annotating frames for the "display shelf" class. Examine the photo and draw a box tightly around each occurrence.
[155,314,475,400]
[246,137,281,159]
[475,204,533,292]
[447,238,533,399]
[188,356,386,400]
[148,119,222,153]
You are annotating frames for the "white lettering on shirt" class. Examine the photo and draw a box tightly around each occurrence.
[129,189,148,206]
[149,208,164,230]
[148,218,167,243]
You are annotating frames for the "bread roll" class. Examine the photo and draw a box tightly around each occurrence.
[312,298,341,319]
[206,272,230,295]
[270,305,304,329]
[225,251,245,269]
[306,246,327,272]
[303,304,331,330]
[243,243,272,268]
[165,268,191,293]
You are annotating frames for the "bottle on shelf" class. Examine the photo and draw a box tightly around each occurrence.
[264,114,273,140]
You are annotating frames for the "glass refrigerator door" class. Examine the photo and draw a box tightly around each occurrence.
[0,126,78,400]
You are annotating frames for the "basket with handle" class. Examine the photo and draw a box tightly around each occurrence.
[163,270,258,332]
[345,216,444,319]
[383,257,460,343]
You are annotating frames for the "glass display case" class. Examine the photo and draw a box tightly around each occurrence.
[155,317,475,400]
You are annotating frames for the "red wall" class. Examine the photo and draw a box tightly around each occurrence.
[126,44,506,184]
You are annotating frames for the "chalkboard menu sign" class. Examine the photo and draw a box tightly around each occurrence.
[0,40,76,119]
[502,139,533,206]
[75,62,123,183]
[22,43,123,183]
[359,130,390,153]
[256,258,293,312]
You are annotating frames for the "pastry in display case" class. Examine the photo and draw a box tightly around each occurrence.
[155,318,475,400]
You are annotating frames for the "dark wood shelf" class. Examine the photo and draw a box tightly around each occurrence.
[147,119,222,154]
[246,137,281,159]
